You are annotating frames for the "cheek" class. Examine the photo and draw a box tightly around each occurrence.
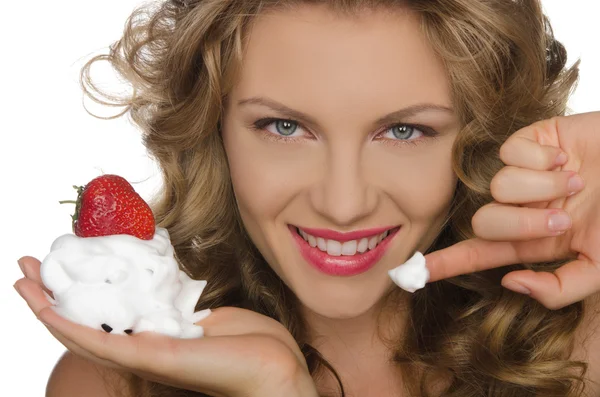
[224,120,457,225]
[404,157,456,217]
[370,140,457,220]
[222,120,313,275]
[224,133,296,220]
[221,117,314,239]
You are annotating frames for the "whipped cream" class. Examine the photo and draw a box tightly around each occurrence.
[388,251,429,293]
[40,227,210,338]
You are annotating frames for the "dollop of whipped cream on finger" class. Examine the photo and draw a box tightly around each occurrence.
[388,251,430,293]
[40,227,210,338]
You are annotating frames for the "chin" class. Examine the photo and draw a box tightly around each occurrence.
[295,281,387,319]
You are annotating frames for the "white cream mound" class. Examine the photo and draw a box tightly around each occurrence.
[40,227,210,338]
[388,251,429,293]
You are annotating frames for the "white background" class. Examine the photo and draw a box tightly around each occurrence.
[2,1,598,395]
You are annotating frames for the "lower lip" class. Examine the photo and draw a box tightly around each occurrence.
[289,225,399,277]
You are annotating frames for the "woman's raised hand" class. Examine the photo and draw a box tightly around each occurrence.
[14,256,318,397]
[425,111,600,309]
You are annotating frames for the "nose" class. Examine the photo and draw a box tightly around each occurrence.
[309,144,378,226]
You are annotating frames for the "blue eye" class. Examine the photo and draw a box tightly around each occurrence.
[250,117,437,146]
[384,124,423,140]
[257,119,300,136]
[274,120,298,136]
[250,117,309,142]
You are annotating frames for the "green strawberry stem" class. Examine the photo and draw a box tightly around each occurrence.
[59,185,85,233]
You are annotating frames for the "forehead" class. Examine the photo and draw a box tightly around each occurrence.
[232,4,452,112]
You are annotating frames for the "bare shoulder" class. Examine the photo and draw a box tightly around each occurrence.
[46,351,133,397]
[572,293,600,397]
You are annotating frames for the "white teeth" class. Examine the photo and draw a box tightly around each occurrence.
[341,240,358,255]
[368,236,378,250]
[357,238,369,253]
[300,229,308,240]
[297,228,393,256]
[326,240,342,256]
[317,237,327,251]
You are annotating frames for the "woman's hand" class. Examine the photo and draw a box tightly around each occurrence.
[425,111,600,310]
[14,256,318,397]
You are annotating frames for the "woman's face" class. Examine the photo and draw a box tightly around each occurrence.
[222,4,460,319]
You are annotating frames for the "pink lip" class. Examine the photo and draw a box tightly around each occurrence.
[298,226,395,242]
[289,225,400,277]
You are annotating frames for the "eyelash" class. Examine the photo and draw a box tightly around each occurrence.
[249,117,439,147]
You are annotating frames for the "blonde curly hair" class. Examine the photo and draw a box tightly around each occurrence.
[81,0,585,395]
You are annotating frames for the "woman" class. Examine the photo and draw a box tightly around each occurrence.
[14,0,600,396]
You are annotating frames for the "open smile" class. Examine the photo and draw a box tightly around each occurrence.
[289,225,400,276]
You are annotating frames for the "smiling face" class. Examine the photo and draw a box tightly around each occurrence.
[221,4,460,319]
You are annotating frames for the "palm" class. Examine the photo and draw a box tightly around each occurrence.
[516,116,599,262]
[15,257,310,396]
[552,118,600,264]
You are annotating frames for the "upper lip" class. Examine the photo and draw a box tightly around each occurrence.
[295,225,398,242]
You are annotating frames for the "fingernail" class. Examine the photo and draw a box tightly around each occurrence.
[503,281,531,295]
[548,211,571,232]
[567,174,585,196]
[554,151,568,166]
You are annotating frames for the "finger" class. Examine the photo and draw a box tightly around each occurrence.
[16,277,220,387]
[14,277,121,368]
[499,118,565,170]
[18,255,41,269]
[501,255,600,309]
[18,256,54,299]
[39,305,305,397]
[14,277,54,315]
[37,305,180,374]
[37,306,284,372]
[472,203,572,240]
[37,305,222,391]
[491,168,584,204]
[499,134,566,171]
[425,237,567,282]
[425,239,517,282]
[20,276,208,376]
[45,321,123,370]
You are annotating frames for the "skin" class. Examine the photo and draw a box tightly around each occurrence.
[221,5,459,394]
[13,3,600,397]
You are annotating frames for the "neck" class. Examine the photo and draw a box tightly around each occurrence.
[303,289,409,348]
[301,290,411,396]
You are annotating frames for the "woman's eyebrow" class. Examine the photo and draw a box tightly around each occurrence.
[375,103,455,126]
[238,96,455,129]
[238,96,321,128]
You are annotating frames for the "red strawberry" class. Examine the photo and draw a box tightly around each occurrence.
[60,174,155,240]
